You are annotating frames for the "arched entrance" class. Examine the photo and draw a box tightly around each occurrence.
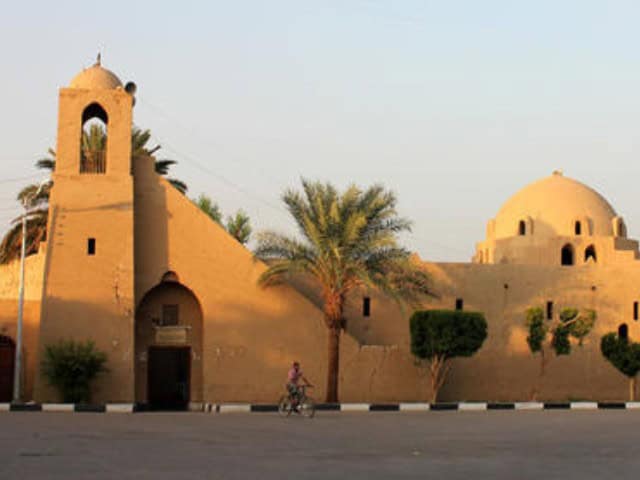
[135,274,203,410]
[0,336,15,402]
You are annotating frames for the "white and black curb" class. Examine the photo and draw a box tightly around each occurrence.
[2,402,640,413]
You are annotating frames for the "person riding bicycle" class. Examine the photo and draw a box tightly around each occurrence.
[286,361,312,408]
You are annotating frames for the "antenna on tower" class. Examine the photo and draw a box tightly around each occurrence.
[96,52,102,66]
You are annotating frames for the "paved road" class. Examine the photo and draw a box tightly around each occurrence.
[1,411,640,479]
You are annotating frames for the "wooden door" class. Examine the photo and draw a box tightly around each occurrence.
[147,347,190,410]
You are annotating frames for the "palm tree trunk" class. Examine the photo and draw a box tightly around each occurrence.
[630,376,636,402]
[326,325,341,403]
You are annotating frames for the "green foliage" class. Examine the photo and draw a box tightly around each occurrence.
[560,308,596,346]
[525,307,596,356]
[525,307,547,353]
[255,179,432,306]
[601,333,640,379]
[194,194,223,223]
[226,210,252,245]
[40,340,108,403]
[551,325,571,355]
[410,310,488,361]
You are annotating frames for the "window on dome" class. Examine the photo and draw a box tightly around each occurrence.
[584,245,596,263]
[633,302,638,321]
[574,221,582,235]
[80,102,108,174]
[518,220,526,236]
[561,244,574,266]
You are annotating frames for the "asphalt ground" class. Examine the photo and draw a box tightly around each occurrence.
[1,411,639,479]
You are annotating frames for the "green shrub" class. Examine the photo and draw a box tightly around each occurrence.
[601,332,640,401]
[410,309,487,402]
[41,340,108,403]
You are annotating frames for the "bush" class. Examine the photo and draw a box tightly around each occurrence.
[41,340,108,403]
[410,309,487,402]
[601,332,640,401]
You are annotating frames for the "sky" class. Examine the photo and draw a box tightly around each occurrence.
[1,1,640,261]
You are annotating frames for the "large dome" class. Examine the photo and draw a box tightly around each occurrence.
[69,61,122,90]
[493,171,617,239]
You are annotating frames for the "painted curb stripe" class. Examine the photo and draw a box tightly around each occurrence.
[544,403,570,409]
[340,403,370,411]
[597,402,626,409]
[219,404,251,413]
[626,402,640,409]
[570,402,598,410]
[74,404,106,413]
[399,403,430,411]
[430,403,458,411]
[0,403,10,412]
[315,403,340,411]
[369,404,400,411]
[250,404,278,412]
[514,402,544,410]
[487,403,515,410]
[10,403,41,412]
[42,403,74,412]
[459,403,487,411]
[106,404,134,413]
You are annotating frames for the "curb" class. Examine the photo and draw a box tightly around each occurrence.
[3,401,640,413]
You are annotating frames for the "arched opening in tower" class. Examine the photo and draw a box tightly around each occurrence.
[80,102,108,174]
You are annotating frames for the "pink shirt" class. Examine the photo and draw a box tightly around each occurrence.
[288,367,303,385]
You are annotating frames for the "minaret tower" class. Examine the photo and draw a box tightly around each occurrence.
[35,57,136,402]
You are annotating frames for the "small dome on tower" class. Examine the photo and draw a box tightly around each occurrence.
[69,55,122,90]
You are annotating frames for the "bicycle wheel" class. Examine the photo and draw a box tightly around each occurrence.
[278,395,293,417]
[299,396,316,418]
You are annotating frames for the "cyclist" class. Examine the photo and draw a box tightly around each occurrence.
[286,361,312,409]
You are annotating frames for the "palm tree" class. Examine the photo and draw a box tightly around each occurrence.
[254,180,432,402]
[194,194,222,223]
[0,126,187,263]
[226,210,252,245]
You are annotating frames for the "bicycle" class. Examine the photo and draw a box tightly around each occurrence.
[278,385,316,418]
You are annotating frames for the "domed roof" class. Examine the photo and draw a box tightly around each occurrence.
[69,58,122,90]
[493,171,618,238]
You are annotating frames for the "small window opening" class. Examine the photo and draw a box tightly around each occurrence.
[455,298,464,311]
[518,220,526,236]
[618,323,629,341]
[546,301,553,320]
[584,245,596,263]
[634,302,638,321]
[161,305,179,326]
[362,297,371,317]
[87,238,96,255]
[574,221,582,235]
[561,244,574,266]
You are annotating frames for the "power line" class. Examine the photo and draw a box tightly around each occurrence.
[0,173,48,185]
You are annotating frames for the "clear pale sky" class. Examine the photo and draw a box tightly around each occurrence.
[1,1,639,261]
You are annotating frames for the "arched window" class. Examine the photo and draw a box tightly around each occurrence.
[518,220,526,236]
[561,244,574,266]
[80,102,108,174]
[618,323,629,341]
[574,221,582,235]
[584,245,596,263]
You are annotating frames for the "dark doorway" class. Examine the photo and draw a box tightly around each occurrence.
[148,347,190,410]
[561,244,574,266]
[0,336,15,402]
